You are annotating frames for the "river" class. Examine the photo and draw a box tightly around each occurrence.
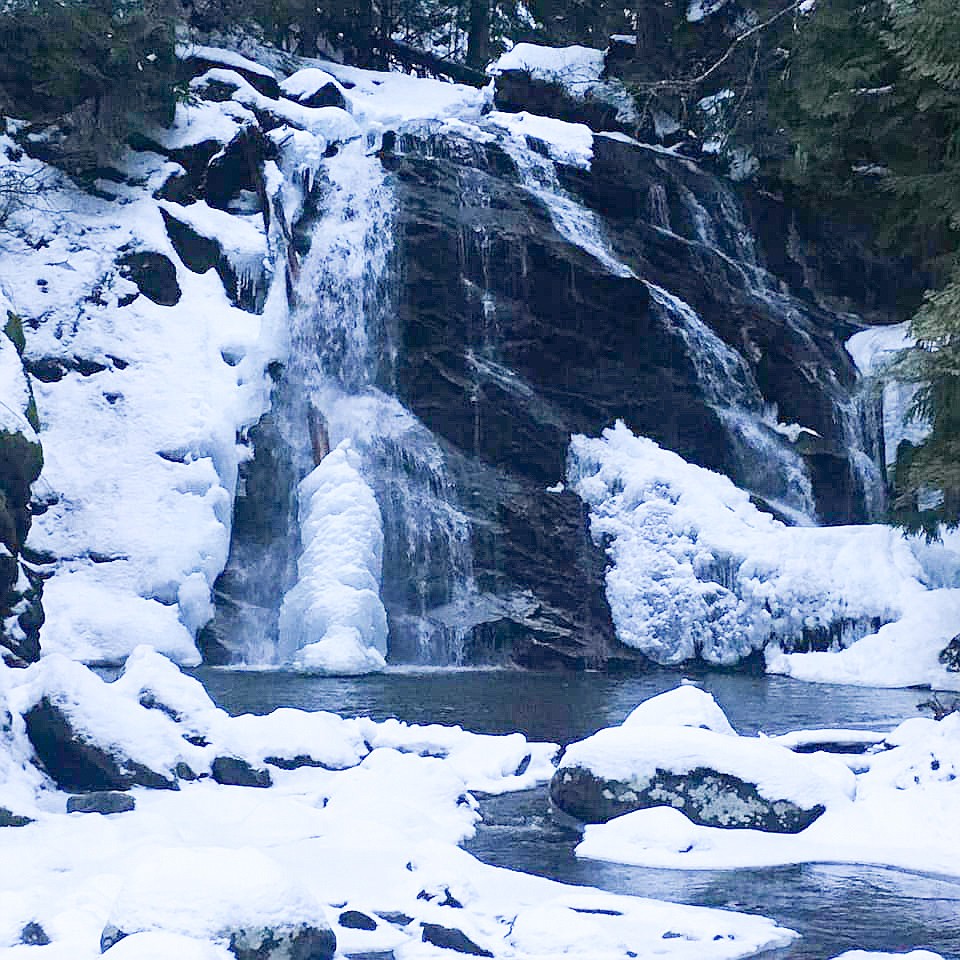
[193,667,960,960]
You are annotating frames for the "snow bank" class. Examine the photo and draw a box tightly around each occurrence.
[569,420,960,684]
[0,131,279,665]
[107,846,323,938]
[278,442,388,674]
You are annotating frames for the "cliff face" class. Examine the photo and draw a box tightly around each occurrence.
[383,96,895,665]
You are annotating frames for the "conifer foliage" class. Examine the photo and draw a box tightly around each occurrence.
[776,0,960,532]
[0,0,177,165]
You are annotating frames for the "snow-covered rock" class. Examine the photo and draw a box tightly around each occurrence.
[575,694,960,877]
[551,685,854,831]
[102,846,335,959]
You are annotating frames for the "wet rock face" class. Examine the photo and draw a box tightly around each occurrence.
[549,764,825,833]
[387,120,882,666]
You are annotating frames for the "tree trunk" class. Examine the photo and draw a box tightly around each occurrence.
[466,0,491,71]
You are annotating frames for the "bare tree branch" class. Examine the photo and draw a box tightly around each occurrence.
[634,0,806,94]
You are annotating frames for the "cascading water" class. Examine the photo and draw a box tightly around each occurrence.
[495,130,819,522]
[213,130,481,668]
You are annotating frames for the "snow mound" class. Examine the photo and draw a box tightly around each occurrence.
[567,420,944,672]
[103,931,234,960]
[107,846,324,938]
[489,43,605,88]
[278,442,388,674]
[622,684,737,735]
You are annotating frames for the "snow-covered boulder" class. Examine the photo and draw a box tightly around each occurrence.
[178,43,281,99]
[12,654,199,792]
[550,686,854,831]
[280,68,351,112]
[102,846,335,960]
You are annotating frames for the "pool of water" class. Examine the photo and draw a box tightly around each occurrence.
[193,666,960,960]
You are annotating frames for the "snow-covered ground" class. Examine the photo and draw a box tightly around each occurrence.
[568,420,960,687]
[572,685,960,884]
[0,652,799,960]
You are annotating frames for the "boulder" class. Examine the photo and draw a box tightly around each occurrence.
[338,911,377,931]
[23,696,177,793]
[940,633,960,672]
[20,922,50,946]
[551,763,826,833]
[0,806,33,827]
[280,69,350,111]
[420,923,492,957]
[116,251,181,306]
[67,791,136,814]
[550,699,854,832]
[211,756,272,788]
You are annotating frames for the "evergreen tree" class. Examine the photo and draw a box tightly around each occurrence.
[771,0,960,533]
[0,0,177,164]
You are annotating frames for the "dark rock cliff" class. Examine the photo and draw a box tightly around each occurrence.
[381,99,896,667]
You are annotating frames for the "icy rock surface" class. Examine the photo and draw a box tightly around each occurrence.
[568,420,960,675]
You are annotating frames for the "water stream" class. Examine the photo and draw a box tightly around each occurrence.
[195,668,960,960]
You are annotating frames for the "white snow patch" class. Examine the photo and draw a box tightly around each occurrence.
[489,43,605,89]
[622,684,737,735]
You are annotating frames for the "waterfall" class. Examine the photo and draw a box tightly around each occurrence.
[211,133,478,667]
[493,131,818,522]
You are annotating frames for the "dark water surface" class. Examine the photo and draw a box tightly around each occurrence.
[194,667,960,960]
